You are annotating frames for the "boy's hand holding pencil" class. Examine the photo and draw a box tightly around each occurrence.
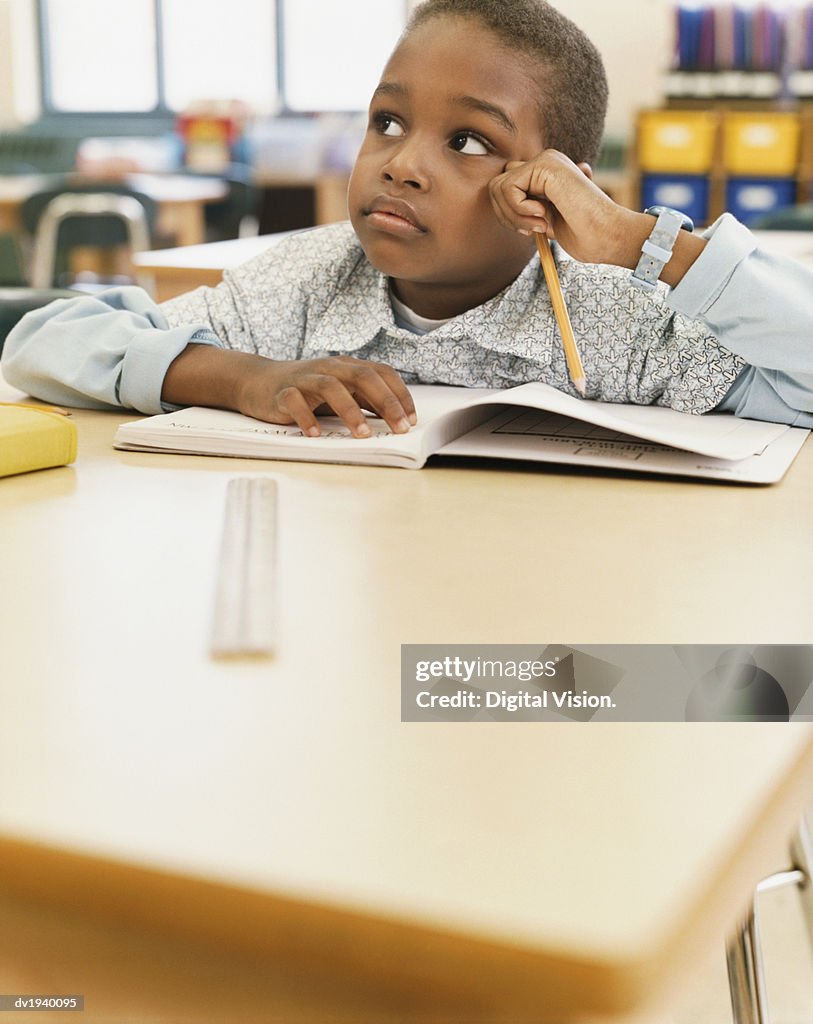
[488,149,709,397]
[489,149,636,268]
[489,150,622,397]
[488,149,706,288]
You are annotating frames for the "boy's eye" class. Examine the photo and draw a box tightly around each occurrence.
[374,114,404,138]
[450,132,490,155]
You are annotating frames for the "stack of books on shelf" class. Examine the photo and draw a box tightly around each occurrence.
[665,3,813,101]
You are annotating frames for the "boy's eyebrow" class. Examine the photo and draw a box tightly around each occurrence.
[452,95,518,135]
[371,82,518,136]
[372,81,407,100]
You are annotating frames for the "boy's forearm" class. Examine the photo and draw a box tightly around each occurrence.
[161,343,266,410]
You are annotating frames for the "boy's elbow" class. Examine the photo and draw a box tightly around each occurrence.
[1,297,71,381]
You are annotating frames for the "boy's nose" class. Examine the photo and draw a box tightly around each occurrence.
[380,140,430,191]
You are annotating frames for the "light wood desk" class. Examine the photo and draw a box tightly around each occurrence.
[0,172,227,248]
[1,374,813,1021]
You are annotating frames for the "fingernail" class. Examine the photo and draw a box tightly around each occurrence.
[518,229,531,236]
[408,412,417,425]
[306,426,320,437]
[356,423,372,437]
[531,224,547,233]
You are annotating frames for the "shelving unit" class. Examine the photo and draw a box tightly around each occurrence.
[632,106,813,227]
[628,4,813,225]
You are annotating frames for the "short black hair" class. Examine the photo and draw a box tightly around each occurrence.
[405,0,608,165]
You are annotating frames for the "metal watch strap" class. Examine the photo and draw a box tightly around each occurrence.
[631,209,686,290]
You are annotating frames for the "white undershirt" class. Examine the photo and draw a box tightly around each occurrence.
[389,285,452,335]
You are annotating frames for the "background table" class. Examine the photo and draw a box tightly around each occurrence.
[134,233,282,300]
[0,172,227,248]
[1,378,812,1022]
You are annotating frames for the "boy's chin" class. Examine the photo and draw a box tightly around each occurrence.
[356,237,432,281]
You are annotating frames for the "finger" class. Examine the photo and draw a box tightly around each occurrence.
[490,176,549,235]
[274,386,322,437]
[373,364,418,425]
[341,365,413,433]
[577,161,594,181]
[314,377,374,438]
[490,170,546,212]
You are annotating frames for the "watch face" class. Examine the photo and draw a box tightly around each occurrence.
[644,206,694,232]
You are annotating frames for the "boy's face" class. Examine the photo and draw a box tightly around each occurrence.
[348,16,545,319]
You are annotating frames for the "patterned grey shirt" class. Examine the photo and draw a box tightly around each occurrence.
[162,220,745,415]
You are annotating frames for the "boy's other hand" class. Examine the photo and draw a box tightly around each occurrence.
[488,150,644,268]
[237,355,417,439]
[162,347,416,438]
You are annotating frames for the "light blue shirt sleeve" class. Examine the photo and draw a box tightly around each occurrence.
[668,214,813,427]
[1,286,221,414]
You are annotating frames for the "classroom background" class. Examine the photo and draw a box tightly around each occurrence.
[3,0,813,299]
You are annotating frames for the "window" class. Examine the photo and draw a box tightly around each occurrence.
[162,0,278,112]
[281,0,404,112]
[43,0,159,113]
[38,0,407,116]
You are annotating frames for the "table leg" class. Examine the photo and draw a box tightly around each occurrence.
[156,200,206,247]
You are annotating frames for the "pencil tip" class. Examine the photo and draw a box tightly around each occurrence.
[574,378,587,398]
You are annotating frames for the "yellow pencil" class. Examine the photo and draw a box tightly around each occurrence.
[535,234,586,397]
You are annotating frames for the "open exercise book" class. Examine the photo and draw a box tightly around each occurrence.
[114,382,810,484]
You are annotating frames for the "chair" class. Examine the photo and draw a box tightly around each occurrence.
[726,817,813,1024]
[197,164,261,241]
[750,204,813,231]
[0,287,79,357]
[0,233,26,287]
[21,184,157,290]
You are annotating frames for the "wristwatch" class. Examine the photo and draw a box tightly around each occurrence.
[631,206,694,290]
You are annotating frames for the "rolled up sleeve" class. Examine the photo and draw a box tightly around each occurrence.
[668,213,813,424]
[2,287,222,413]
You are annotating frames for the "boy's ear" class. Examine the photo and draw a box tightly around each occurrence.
[577,162,594,181]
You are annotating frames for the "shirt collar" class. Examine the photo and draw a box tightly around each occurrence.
[305,247,556,366]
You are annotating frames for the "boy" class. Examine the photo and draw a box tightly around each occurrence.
[4,0,813,435]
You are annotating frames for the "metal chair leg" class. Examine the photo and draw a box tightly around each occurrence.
[726,901,771,1024]
[790,817,813,951]
[726,819,812,1024]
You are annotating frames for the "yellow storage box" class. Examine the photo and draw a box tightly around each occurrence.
[0,403,77,478]
[637,111,719,173]
[723,112,800,176]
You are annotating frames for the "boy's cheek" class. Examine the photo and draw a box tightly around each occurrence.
[347,159,374,208]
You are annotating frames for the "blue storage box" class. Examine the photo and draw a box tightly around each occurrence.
[725,177,797,225]
[640,174,710,225]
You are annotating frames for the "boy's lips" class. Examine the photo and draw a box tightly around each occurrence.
[365,196,427,236]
